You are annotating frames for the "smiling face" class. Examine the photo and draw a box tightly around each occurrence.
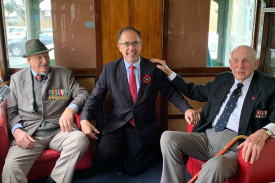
[117,30,142,64]
[229,46,258,83]
[27,52,50,74]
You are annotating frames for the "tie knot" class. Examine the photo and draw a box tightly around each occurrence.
[129,66,135,71]
[237,83,243,88]
[35,74,44,82]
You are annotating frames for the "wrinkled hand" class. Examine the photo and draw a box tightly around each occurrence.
[13,129,36,149]
[59,107,75,132]
[80,120,100,139]
[185,109,201,126]
[150,58,173,76]
[237,129,269,164]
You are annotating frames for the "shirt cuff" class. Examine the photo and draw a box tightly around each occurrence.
[263,123,275,137]
[68,104,79,113]
[167,72,177,81]
[12,123,23,134]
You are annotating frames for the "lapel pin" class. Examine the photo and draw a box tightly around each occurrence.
[143,74,151,84]
[252,97,255,100]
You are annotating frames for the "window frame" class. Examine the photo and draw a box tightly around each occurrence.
[0,0,102,81]
[162,0,262,77]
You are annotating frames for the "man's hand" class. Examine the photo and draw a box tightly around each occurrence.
[59,107,75,132]
[185,109,201,126]
[80,120,100,139]
[150,58,173,76]
[237,129,269,164]
[13,128,36,149]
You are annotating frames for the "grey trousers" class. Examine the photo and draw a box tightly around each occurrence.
[2,130,89,183]
[160,128,239,183]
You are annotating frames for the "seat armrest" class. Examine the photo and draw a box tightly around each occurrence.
[75,113,81,129]
[237,137,275,183]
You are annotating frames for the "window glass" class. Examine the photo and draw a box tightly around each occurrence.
[3,0,96,69]
[167,0,256,68]
[208,0,256,67]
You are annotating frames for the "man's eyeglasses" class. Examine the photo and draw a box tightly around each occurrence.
[118,41,141,47]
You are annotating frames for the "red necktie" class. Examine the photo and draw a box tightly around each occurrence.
[129,66,137,126]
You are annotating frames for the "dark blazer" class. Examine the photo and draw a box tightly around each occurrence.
[171,70,275,136]
[80,57,191,146]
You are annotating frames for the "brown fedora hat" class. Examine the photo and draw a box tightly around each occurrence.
[22,39,54,58]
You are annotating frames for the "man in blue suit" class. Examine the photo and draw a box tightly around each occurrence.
[151,45,275,183]
[79,26,200,175]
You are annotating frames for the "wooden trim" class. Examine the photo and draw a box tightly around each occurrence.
[168,114,185,119]
[0,0,8,81]
[160,0,169,131]
[258,11,271,72]
[253,0,261,50]
[172,67,231,77]
[95,0,102,80]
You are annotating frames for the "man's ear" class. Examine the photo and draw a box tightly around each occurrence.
[117,44,122,52]
[229,59,232,70]
[254,59,259,69]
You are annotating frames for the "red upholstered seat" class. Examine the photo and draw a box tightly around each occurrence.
[0,99,93,182]
[187,122,275,183]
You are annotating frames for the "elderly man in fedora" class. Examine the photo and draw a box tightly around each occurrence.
[2,39,90,183]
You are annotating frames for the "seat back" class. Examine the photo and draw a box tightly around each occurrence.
[0,99,9,183]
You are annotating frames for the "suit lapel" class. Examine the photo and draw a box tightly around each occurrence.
[134,57,149,104]
[20,68,35,107]
[238,74,260,134]
[118,59,133,102]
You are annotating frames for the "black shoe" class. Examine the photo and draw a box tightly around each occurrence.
[45,176,56,183]
[117,167,124,176]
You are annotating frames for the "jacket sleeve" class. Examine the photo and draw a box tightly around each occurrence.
[80,66,108,122]
[159,70,192,114]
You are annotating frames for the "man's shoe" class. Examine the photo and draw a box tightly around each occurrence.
[117,167,124,176]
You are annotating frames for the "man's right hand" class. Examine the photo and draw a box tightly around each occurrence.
[13,129,36,149]
[80,120,100,139]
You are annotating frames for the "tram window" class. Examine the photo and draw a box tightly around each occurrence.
[208,0,256,67]
[3,0,96,69]
[167,0,256,68]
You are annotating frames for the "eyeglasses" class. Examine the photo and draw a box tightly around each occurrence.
[118,41,141,47]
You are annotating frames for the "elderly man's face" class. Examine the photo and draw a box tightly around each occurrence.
[229,46,258,83]
[117,30,142,64]
[27,52,50,74]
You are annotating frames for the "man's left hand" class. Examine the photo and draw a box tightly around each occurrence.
[184,109,200,126]
[59,107,75,132]
[237,129,269,164]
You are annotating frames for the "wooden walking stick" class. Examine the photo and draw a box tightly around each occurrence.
[188,135,248,183]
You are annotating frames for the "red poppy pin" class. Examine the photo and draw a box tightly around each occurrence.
[252,97,255,100]
[143,74,151,84]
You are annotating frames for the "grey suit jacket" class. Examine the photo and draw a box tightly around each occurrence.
[7,66,89,144]
[171,70,275,136]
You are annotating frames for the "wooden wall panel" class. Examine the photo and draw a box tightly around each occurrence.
[167,76,214,131]
[101,0,163,65]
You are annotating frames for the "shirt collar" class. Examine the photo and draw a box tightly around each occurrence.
[31,68,47,77]
[123,57,141,71]
[234,71,254,87]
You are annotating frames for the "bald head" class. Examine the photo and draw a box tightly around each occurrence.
[229,45,258,83]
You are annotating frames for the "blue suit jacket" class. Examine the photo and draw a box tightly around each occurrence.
[80,57,191,146]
